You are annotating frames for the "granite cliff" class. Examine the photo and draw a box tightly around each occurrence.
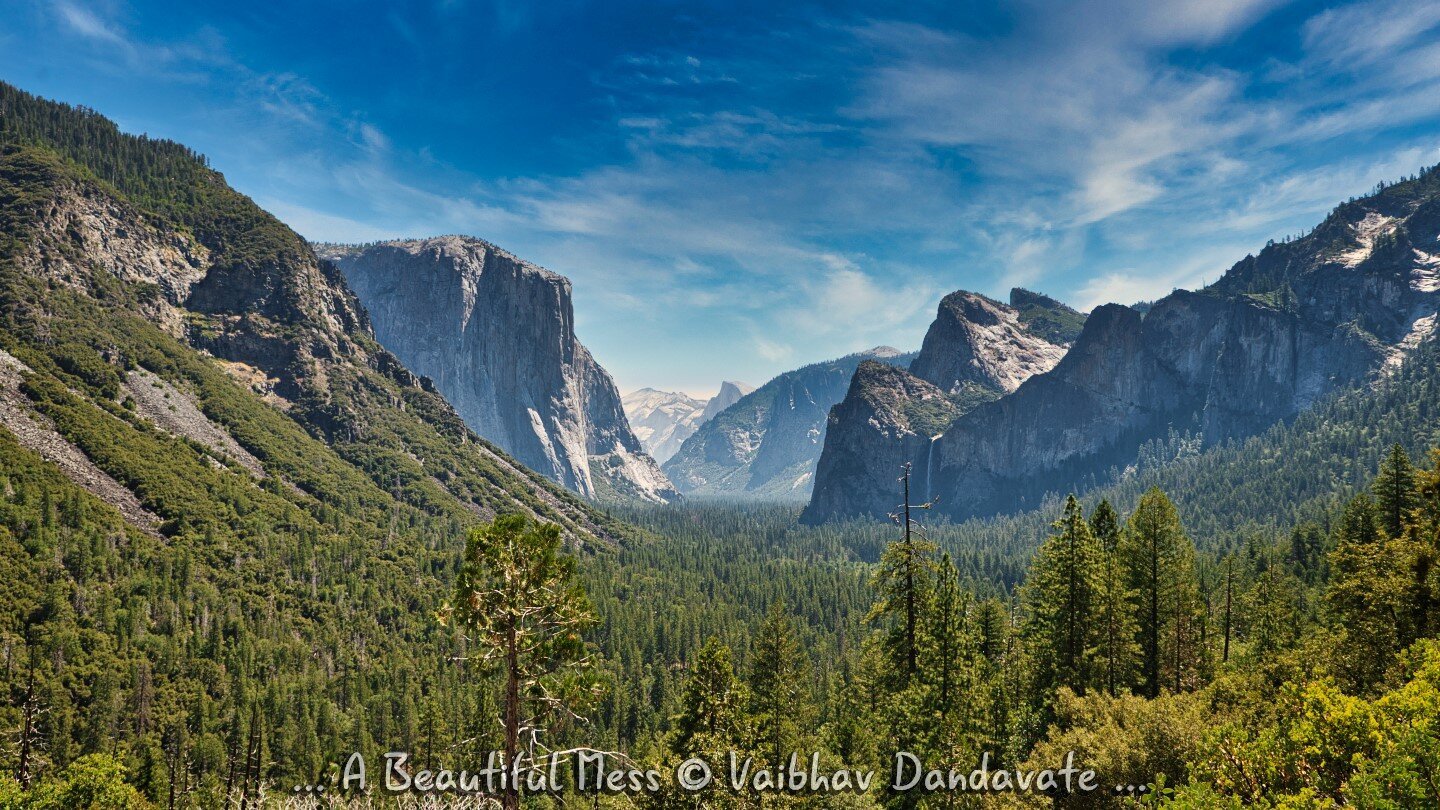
[804,290,1076,521]
[804,168,1440,523]
[319,237,678,504]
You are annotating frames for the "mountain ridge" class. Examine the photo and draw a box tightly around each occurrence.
[662,346,916,500]
[804,163,1440,523]
[804,289,1076,521]
[0,80,631,541]
[622,380,753,464]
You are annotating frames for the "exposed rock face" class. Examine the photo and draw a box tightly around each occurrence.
[908,291,1070,394]
[320,237,678,504]
[623,380,753,464]
[701,381,754,421]
[801,291,1072,522]
[803,361,958,520]
[0,349,164,536]
[805,171,1440,523]
[920,291,1390,519]
[663,347,913,500]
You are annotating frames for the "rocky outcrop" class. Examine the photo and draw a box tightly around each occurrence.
[0,349,164,536]
[623,380,753,464]
[663,347,913,500]
[800,290,1072,523]
[701,381,754,422]
[320,237,678,504]
[805,168,1440,523]
[908,291,1069,395]
[803,361,958,520]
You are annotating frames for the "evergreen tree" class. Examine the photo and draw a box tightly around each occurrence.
[1327,490,1431,692]
[748,602,809,767]
[1417,448,1440,531]
[1090,499,1122,552]
[1118,487,1199,698]
[974,600,1008,663]
[823,657,870,767]
[671,638,747,756]
[1327,495,1391,690]
[867,518,938,686]
[1241,553,1302,660]
[442,514,598,810]
[1021,495,1105,697]
[1375,443,1418,539]
[1091,497,1139,695]
[1286,523,1328,586]
[919,555,977,750]
[1099,562,1141,698]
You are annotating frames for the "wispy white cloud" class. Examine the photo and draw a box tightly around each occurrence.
[54,0,128,46]
[22,0,1440,392]
[1301,0,1440,69]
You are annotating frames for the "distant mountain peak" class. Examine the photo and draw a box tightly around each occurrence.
[622,381,752,464]
[860,345,905,358]
[664,351,915,501]
[701,380,755,422]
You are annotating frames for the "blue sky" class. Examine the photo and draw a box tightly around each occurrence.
[3,1,1440,396]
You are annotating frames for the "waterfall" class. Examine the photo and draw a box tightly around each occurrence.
[925,435,940,503]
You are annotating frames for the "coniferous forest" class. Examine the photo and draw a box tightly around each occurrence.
[1,45,1440,810]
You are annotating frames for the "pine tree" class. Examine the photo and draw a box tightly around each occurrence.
[1090,498,1138,694]
[974,600,1008,663]
[1243,561,1302,660]
[1286,523,1327,586]
[441,514,599,810]
[1090,499,1122,553]
[1412,451,1440,640]
[868,511,938,686]
[1417,448,1440,531]
[748,602,809,767]
[824,657,864,764]
[1118,487,1199,698]
[1021,495,1105,697]
[671,637,747,756]
[1374,443,1418,540]
[919,555,977,747]
[1327,478,1435,692]
[1328,495,1399,690]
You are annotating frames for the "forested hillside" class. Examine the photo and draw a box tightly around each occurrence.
[0,80,635,805]
[929,333,1440,568]
[2,79,1439,809]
